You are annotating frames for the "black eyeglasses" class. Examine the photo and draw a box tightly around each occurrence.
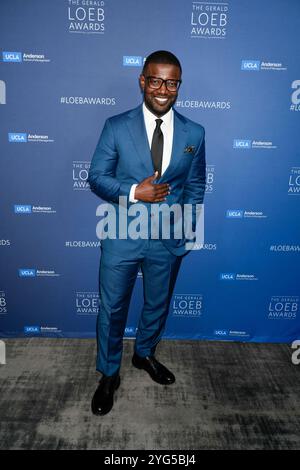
[145,76,182,92]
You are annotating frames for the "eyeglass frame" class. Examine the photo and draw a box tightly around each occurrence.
[144,75,182,92]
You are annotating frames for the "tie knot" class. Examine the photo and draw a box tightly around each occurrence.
[155,119,163,128]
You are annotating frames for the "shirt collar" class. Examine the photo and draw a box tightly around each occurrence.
[142,102,173,127]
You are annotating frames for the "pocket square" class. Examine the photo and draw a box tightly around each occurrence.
[184,145,195,154]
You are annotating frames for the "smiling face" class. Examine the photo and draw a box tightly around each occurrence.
[139,62,181,117]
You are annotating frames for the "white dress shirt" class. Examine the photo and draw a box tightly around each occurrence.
[129,103,174,202]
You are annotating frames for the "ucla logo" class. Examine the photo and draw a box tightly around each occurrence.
[14,205,32,214]
[9,133,27,143]
[125,327,136,335]
[123,56,142,67]
[19,269,36,277]
[241,60,260,71]
[220,273,235,281]
[226,210,244,218]
[3,52,22,62]
[233,139,251,149]
[24,326,40,334]
[214,330,228,336]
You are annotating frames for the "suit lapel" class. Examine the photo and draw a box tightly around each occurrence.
[125,105,154,175]
[159,110,188,182]
[125,105,188,179]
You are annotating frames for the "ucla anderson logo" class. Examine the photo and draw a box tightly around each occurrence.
[19,269,36,277]
[3,52,22,62]
[14,205,32,214]
[214,330,229,336]
[233,139,251,149]
[9,133,27,143]
[24,326,40,334]
[124,327,136,336]
[226,210,244,218]
[241,60,260,71]
[123,56,143,67]
[220,273,235,281]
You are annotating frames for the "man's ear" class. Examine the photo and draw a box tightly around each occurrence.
[139,74,145,92]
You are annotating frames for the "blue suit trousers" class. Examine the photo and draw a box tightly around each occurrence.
[96,239,182,376]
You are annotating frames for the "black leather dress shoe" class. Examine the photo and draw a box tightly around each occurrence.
[132,353,175,385]
[91,373,120,416]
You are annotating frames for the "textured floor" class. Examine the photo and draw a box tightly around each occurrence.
[0,338,299,450]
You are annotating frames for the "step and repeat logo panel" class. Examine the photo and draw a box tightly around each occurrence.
[0,0,299,341]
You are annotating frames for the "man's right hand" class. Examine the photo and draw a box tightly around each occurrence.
[134,172,170,203]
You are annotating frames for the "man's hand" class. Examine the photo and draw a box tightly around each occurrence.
[134,172,170,202]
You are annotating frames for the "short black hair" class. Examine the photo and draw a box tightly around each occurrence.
[142,50,182,74]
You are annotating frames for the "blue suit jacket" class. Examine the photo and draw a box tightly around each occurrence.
[88,104,206,257]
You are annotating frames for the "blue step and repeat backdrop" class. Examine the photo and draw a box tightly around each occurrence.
[0,0,299,342]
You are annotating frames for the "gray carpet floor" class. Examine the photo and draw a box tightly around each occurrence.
[0,338,299,450]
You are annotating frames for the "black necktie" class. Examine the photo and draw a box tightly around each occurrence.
[151,119,164,177]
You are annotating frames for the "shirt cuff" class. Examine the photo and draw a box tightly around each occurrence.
[129,184,138,203]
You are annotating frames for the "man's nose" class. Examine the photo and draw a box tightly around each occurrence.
[159,82,168,94]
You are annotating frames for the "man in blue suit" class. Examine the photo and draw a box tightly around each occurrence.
[88,51,206,415]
